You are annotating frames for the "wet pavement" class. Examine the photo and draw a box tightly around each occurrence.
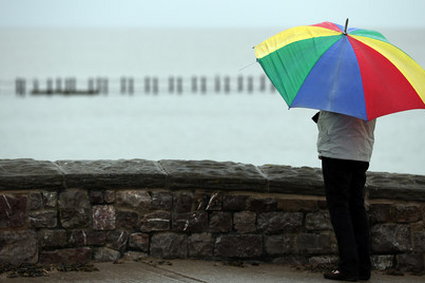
[1,259,424,283]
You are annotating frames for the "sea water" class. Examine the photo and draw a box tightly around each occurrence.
[0,28,424,175]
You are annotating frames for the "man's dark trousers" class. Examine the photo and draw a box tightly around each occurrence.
[321,157,371,276]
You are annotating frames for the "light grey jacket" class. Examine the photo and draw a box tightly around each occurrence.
[317,111,376,162]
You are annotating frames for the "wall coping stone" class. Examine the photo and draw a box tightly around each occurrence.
[0,159,63,190]
[159,159,267,191]
[56,159,166,189]
[260,165,324,196]
[0,158,424,201]
[367,171,425,201]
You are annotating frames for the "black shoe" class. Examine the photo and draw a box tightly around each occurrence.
[324,269,358,281]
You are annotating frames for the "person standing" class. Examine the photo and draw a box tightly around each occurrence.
[314,111,376,282]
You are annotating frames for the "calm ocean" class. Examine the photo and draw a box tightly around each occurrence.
[0,27,424,175]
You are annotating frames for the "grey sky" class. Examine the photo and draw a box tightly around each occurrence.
[0,0,424,29]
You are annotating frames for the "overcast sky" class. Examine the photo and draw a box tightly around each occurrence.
[0,0,424,29]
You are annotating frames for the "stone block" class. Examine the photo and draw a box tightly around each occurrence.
[140,211,170,232]
[277,199,318,212]
[390,204,422,223]
[29,192,43,210]
[129,233,149,252]
[56,159,166,189]
[106,230,129,252]
[0,230,37,264]
[233,211,256,233]
[151,191,172,210]
[42,191,57,208]
[29,210,57,228]
[265,234,297,255]
[248,197,277,212]
[38,229,67,248]
[104,190,115,203]
[222,194,249,211]
[173,191,193,213]
[209,212,232,233]
[257,212,303,233]
[308,255,339,266]
[259,165,324,196]
[371,255,394,271]
[69,230,106,247]
[411,222,425,252]
[93,205,116,230]
[214,234,262,258]
[94,247,121,262]
[150,232,188,259]
[115,209,140,230]
[0,194,27,228]
[396,253,424,273]
[58,189,91,228]
[371,223,411,253]
[30,192,57,210]
[39,247,92,264]
[188,233,214,258]
[368,203,392,223]
[296,232,336,255]
[159,159,267,191]
[305,210,332,230]
[0,159,63,190]
[204,192,222,211]
[370,203,422,224]
[191,192,209,211]
[172,211,208,232]
[89,190,104,204]
[116,190,151,210]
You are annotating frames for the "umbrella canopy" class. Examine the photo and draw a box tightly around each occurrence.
[254,21,425,120]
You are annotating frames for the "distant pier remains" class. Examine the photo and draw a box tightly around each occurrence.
[14,75,276,96]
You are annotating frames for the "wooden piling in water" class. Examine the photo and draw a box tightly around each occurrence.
[128,78,134,95]
[33,79,39,94]
[200,77,207,94]
[46,78,53,94]
[102,78,108,94]
[224,76,230,93]
[144,77,151,94]
[152,77,158,94]
[259,75,266,92]
[55,78,62,93]
[88,78,95,93]
[191,76,198,93]
[120,77,126,94]
[64,79,69,93]
[237,76,244,92]
[65,78,77,93]
[214,76,221,93]
[168,77,175,93]
[176,77,183,94]
[95,78,105,94]
[247,76,253,93]
[15,78,26,96]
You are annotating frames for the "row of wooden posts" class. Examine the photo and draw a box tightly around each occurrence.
[14,75,276,96]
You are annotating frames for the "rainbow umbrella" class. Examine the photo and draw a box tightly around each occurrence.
[254,20,425,120]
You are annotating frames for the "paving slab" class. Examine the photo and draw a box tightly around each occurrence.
[1,259,424,283]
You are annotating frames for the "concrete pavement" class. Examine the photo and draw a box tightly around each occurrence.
[1,259,424,283]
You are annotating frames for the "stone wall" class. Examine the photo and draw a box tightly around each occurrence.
[1,159,425,273]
